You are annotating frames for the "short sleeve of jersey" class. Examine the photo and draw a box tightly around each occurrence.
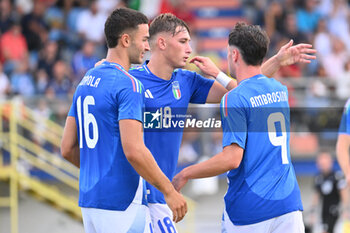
[339,99,350,135]
[189,72,215,104]
[117,78,145,123]
[68,102,76,117]
[220,92,247,149]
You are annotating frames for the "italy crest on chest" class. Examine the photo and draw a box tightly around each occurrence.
[172,81,181,100]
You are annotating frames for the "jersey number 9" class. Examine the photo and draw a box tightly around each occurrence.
[267,112,288,164]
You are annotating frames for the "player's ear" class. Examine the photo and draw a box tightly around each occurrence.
[120,33,131,48]
[158,36,166,50]
[233,48,239,63]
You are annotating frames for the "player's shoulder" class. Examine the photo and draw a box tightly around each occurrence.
[223,88,247,108]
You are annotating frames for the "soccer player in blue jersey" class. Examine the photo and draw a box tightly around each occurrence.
[337,98,350,185]
[94,12,315,232]
[126,13,315,233]
[60,8,187,233]
[173,22,305,232]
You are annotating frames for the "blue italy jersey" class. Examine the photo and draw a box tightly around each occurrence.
[68,61,147,210]
[220,74,303,225]
[129,61,214,204]
[339,98,350,135]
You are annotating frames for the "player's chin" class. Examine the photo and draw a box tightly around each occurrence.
[177,61,186,68]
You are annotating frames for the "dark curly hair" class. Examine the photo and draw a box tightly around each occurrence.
[228,22,269,66]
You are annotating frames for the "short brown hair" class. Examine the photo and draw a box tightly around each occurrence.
[149,13,190,40]
[104,8,148,48]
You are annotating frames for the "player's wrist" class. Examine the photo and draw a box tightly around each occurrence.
[216,72,231,88]
[162,181,176,197]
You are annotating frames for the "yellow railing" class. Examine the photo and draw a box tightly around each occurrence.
[0,99,197,233]
[0,99,80,233]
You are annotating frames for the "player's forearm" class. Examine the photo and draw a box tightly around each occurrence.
[182,151,238,180]
[261,55,280,78]
[126,145,175,195]
[63,147,80,168]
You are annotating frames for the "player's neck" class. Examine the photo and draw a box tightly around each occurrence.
[147,56,174,80]
[236,66,262,84]
[105,48,131,71]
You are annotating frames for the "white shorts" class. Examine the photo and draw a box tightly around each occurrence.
[148,203,178,233]
[81,203,152,233]
[221,210,305,233]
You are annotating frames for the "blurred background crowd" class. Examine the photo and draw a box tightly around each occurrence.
[1,0,350,231]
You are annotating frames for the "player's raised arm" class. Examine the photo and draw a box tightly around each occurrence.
[191,40,316,104]
[120,119,187,223]
[61,116,80,168]
[261,39,316,77]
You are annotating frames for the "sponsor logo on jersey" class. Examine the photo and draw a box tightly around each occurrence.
[145,89,154,99]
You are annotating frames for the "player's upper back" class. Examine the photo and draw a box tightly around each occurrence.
[232,74,289,109]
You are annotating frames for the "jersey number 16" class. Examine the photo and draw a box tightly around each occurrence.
[77,95,99,149]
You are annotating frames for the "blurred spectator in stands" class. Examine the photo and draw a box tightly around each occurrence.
[310,151,348,233]
[336,60,350,100]
[265,1,285,39]
[296,0,320,41]
[0,63,11,98]
[178,131,201,166]
[76,0,107,58]
[0,0,18,33]
[168,0,195,28]
[314,18,332,59]
[0,20,28,76]
[35,69,49,95]
[15,0,33,15]
[243,0,266,27]
[10,59,35,97]
[97,0,126,15]
[32,98,54,151]
[283,11,309,44]
[71,40,99,85]
[321,37,348,81]
[37,40,60,78]
[139,0,162,20]
[327,0,350,52]
[76,0,107,57]
[316,0,333,17]
[316,64,328,78]
[46,60,72,99]
[64,1,86,51]
[21,1,49,52]
[44,0,65,42]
